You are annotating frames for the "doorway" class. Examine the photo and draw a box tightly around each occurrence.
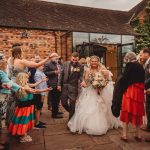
[76,42,107,65]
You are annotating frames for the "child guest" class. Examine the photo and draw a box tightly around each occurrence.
[34,64,49,129]
[8,72,50,143]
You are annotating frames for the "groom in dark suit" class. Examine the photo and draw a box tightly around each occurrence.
[58,52,84,119]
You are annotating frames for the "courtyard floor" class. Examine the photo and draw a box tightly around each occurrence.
[1,103,150,150]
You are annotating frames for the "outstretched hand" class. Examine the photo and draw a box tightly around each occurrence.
[145,89,150,94]
[2,83,12,89]
[46,87,53,91]
[23,87,36,94]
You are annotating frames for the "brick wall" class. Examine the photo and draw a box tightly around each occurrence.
[0,27,72,60]
[137,9,147,24]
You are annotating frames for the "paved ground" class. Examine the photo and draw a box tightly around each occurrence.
[1,103,150,150]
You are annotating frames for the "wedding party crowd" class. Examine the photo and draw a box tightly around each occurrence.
[0,43,150,149]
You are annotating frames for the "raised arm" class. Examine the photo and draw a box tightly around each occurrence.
[21,57,50,68]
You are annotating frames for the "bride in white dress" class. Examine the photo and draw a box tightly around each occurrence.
[68,56,120,135]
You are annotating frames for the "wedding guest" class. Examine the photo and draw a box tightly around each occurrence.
[140,48,150,132]
[8,72,50,143]
[0,52,35,148]
[79,58,89,79]
[86,57,91,68]
[7,46,51,81]
[34,63,49,129]
[44,53,63,119]
[6,46,52,126]
[0,52,20,125]
[0,53,20,150]
[120,52,145,142]
[79,58,86,66]
[137,50,144,65]
[145,72,150,142]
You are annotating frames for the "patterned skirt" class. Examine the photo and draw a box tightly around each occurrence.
[8,105,34,135]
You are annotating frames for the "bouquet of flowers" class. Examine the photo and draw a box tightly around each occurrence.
[89,72,108,94]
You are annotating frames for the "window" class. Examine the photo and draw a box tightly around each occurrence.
[122,35,135,44]
[73,32,89,51]
[90,33,121,44]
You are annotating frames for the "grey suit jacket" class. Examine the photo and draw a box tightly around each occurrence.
[58,61,83,101]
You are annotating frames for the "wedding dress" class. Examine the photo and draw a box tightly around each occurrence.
[68,71,120,135]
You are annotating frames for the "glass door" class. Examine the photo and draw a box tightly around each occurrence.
[76,43,106,65]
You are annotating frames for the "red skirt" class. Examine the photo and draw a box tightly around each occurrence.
[8,105,34,136]
[120,83,145,126]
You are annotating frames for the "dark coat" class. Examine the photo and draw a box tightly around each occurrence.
[144,59,150,113]
[111,61,145,117]
[145,59,150,89]
[58,61,84,101]
[0,79,2,89]
[44,61,62,88]
[28,67,36,83]
[111,75,124,117]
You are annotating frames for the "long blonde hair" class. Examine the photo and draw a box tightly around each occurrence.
[16,72,29,99]
[89,55,109,79]
[90,56,102,70]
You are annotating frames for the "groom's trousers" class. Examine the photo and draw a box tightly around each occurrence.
[61,98,76,119]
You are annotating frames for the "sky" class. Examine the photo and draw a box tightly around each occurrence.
[42,0,142,11]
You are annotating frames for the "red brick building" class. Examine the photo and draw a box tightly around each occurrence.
[0,0,147,79]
